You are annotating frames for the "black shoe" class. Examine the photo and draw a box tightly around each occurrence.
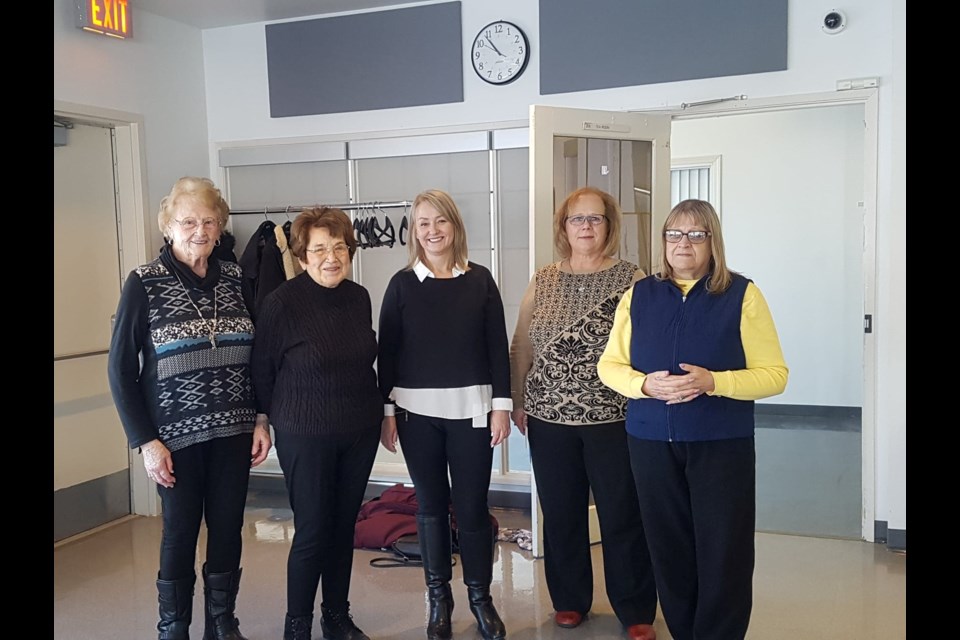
[202,565,248,640]
[284,613,314,640]
[427,585,454,640]
[320,604,370,640]
[157,573,195,640]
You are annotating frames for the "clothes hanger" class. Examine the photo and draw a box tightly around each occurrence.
[375,202,396,248]
[398,203,409,246]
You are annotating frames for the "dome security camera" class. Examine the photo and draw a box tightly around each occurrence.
[822,9,847,34]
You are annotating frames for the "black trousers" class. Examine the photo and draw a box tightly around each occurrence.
[528,417,657,626]
[275,426,379,616]
[397,412,494,533]
[628,435,756,640]
[157,432,253,580]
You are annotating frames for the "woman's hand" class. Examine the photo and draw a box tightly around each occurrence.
[641,365,716,404]
[250,414,272,467]
[380,416,399,453]
[142,439,175,488]
[511,408,528,435]
[490,410,511,447]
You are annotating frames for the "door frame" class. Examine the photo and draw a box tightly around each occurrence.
[54,100,157,517]
[658,89,879,541]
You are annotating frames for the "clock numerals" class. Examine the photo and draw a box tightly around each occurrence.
[471,20,529,86]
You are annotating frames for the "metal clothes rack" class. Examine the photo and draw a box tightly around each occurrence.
[229,200,412,215]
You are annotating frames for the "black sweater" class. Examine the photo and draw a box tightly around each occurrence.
[377,263,511,405]
[251,274,382,436]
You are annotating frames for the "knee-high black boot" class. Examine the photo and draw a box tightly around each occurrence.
[202,564,248,640]
[418,515,454,640]
[157,573,195,640]
[459,525,506,640]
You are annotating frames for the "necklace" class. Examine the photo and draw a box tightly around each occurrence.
[563,258,609,291]
[172,271,218,349]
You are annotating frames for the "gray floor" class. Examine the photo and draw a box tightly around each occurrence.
[54,502,905,640]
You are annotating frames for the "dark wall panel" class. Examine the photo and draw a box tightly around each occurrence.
[266,2,463,116]
[539,0,787,95]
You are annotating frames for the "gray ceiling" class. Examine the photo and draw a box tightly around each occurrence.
[130,0,424,29]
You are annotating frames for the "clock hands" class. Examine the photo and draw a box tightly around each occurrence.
[485,36,506,57]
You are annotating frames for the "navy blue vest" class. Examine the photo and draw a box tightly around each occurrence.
[627,273,754,442]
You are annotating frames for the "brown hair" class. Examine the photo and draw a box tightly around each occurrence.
[406,189,470,272]
[656,199,733,293]
[158,177,229,238]
[553,187,622,259]
[289,207,357,261]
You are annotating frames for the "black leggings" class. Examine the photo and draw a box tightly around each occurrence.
[397,411,494,532]
[157,433,253,580]
[275,426,379,616]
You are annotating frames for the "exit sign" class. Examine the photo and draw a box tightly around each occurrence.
[76,0,132,39]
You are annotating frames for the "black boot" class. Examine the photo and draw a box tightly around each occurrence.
[320,603,369,640]
[284,613,314,640]
[459,525,506,640]
[157,573,195,640]
[202,564,248,640]
[418,515,454,640]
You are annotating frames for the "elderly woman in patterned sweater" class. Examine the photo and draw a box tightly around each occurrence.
[510,187,659,640]
[108,177,272,640]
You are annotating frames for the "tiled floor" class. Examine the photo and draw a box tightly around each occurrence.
[53,501,905,639]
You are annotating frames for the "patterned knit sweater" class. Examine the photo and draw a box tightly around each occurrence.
[108,248,257,452]
[510,260,640,425]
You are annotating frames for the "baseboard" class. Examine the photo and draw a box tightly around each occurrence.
[54,470,131,542]
[873,520,906,551]
[247,475,531,511]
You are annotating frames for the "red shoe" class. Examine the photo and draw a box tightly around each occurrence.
[625,623,657,640]
[554,611,585,628]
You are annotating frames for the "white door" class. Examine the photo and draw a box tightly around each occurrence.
[54,121,131,541]
[528,105,673,556]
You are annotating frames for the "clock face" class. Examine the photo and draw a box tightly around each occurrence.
[471,21,529,85]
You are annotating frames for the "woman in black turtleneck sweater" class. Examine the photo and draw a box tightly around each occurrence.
[251,207,381,640]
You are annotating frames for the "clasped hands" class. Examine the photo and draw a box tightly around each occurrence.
[641,363,715,405]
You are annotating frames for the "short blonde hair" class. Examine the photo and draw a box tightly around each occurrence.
[553,187,622,259]
[289,207,357,261]
[656,199,733,294]
[406,189,470,272]
[158,177,229,238]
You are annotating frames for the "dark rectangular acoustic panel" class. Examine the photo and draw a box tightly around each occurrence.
[539,0,787,95]
[266,2,463,117]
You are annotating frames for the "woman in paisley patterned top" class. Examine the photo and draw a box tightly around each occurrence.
[509,187,659,640]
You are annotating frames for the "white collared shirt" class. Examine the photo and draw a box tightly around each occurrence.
[412,260,467,282]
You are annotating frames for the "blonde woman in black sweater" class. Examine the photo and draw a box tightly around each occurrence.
[252,207,381,640]
[378,189,511,640]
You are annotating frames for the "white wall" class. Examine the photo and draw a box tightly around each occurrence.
[879,0,906,534]
[671,106,865,407]
[53,0,211,253]
[202,0,893,143]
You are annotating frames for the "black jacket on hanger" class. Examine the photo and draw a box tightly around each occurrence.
[239,220,286,321]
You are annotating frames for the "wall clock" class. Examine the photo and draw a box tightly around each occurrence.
[470,20,529,85]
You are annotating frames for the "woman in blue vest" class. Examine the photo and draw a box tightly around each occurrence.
[598,199,788,640]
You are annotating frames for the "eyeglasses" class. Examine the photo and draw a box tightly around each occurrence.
[664,229,711,244]
[305,244,350,258]
[173,218,220,232]
[566,214,607,227]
